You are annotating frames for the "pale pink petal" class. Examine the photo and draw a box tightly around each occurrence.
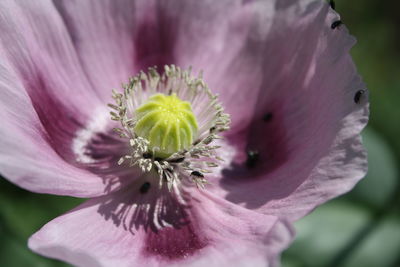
[29,182,293,267]
[0,53,96,196]
[53,0,138,102]
[0,61,137,196]
[0,1,143,196]
[0,0,104,113]
[0,0,99,161]
[153,0,261,132]
[0,66,137,197]
[210,2,369,221]
[53,0,261,132]
[171,0,266,132]
[54,0,186,102]
[0,51,137,197]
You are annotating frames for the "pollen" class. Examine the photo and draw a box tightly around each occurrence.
[134,93,198,158]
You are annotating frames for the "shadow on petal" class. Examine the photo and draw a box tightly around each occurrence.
[96,181,207,260]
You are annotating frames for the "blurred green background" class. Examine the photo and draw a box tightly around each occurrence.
[1,0,399,266]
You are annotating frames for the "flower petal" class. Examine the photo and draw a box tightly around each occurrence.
[53,0,263,132]
[0,62,137,197]
[0,1,142,196]
[0,0,99,162]
[0,0,104,113]
[53,0,141,101]
[0,53,102,197]
[29,182,293,267]
[161,0,262,132]
[211,2,369,221]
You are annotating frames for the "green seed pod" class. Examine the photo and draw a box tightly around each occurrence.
[134,93,198,158]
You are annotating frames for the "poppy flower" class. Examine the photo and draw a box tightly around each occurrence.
[0,0,368,266]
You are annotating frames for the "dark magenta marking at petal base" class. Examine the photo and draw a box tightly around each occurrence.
[220,105,290,208]
[99,185,208,262]
[223,106,288,179]
[24,73,84,163]
[133,6,178,71]
[144,223,207,261]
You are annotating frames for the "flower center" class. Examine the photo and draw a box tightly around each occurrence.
[134,93,198,158]
[109,65,230,189]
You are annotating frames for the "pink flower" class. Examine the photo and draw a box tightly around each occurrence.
[0,0,368,266]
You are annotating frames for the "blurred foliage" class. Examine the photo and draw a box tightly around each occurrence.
[0,179,82,266]
[0,0,400,266]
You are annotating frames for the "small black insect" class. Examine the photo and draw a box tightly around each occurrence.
[209,126,216,133]
[331,20,343,29]
[191,171,204,178]
[263,112,273,122]
[139,182,151,194]
[329,0,335,10]
[169,157,185,163]
[142,152,153,159]
[354,90,365,104]
[246,150,259,168]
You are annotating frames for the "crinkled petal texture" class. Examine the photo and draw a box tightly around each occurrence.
[0,0,112,197]
[0,0,267,196]
[51,0,271,132]
[209,1,369,221]
[29,182,293,267]
[0,0,368,266]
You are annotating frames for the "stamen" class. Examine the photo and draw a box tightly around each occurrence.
[109,65,230,190]
[168,157,185,163]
